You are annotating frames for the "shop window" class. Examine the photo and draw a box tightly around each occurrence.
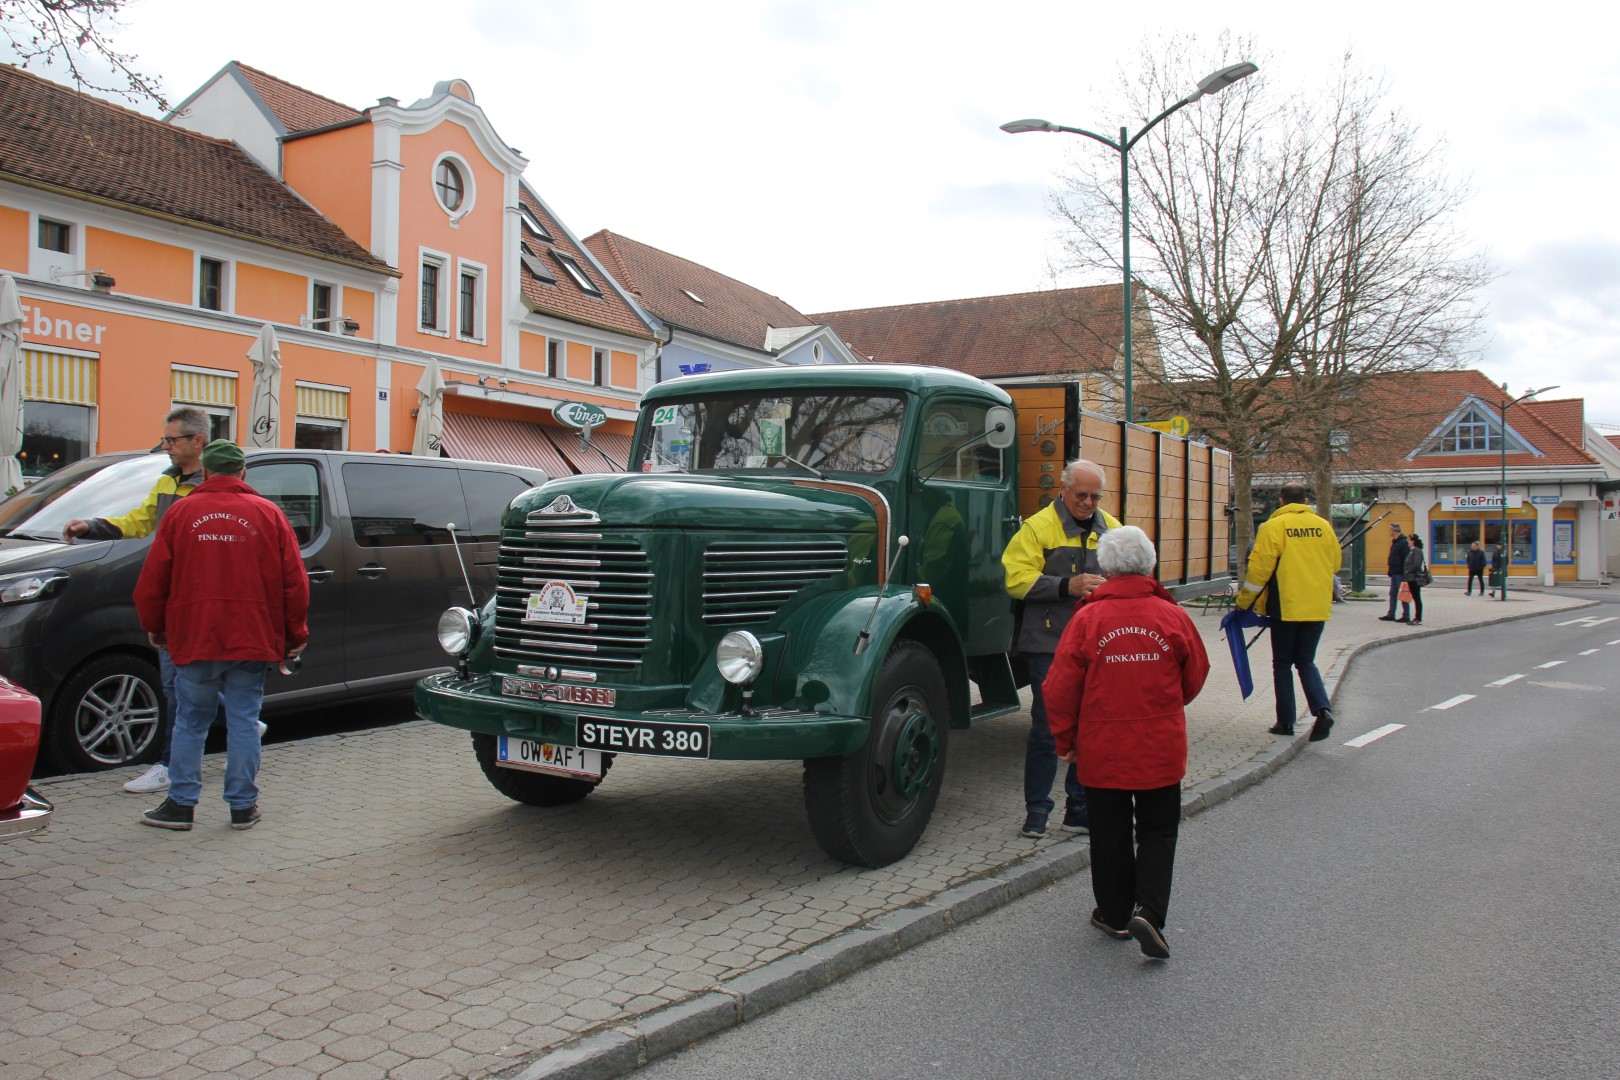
[1510,521,1534,564]
[295,420,345,450]
[18,401,94,481]
[293,384,348,451]
[1429,521,1456,564]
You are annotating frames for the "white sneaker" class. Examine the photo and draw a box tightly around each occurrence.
[257,720,268,738]
[123,763,170,793]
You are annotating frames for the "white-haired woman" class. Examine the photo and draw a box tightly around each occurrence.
[1043,526,1210,959]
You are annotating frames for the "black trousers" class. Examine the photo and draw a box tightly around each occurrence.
[1466,569,1485,594]
[1085,783,1181,931]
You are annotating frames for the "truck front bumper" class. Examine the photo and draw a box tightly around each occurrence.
[415,673,869,760]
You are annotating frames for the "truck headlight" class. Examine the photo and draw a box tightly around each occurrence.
[716,630,763,686]
[0,569,69,606]
[437,607,477,656]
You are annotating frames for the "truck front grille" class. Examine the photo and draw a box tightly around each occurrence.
[494,525,652,670]
[702,541,848,625]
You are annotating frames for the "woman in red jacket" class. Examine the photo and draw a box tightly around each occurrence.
[1044,526,1210,959]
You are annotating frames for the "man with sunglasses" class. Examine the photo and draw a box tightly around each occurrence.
[62,407,212,793]
[1002,459,1121,839]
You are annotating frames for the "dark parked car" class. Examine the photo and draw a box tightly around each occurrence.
[0,449,543,772]
[0,676,50,838]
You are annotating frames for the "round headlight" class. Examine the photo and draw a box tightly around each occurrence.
[715,630,764,686]
[437,607,477,656]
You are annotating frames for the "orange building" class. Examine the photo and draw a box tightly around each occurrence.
[1,62,656,481]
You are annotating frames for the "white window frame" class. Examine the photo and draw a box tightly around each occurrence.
[419,248,451,336]
[456,259,487,344]
[196,254,232,313]
[431,152,476,220]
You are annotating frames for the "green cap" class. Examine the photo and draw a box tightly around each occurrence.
[201,439,245,472]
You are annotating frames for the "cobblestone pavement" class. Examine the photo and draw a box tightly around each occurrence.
[1,587,1592,1079]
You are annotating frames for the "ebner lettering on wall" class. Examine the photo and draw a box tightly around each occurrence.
[18,303,110,347]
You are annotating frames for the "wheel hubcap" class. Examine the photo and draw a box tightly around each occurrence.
[889,707,939,802]
[78,675,161,765]
[870,687,940,822]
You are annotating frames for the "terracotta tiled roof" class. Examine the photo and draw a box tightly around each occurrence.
[810,285,1129,380]
[583,230,818,353]
[1251,368,1599,474]
[517,193,653,340]
[1607,434,1620,452]
[232,62,363,132]
[0,65,387,271]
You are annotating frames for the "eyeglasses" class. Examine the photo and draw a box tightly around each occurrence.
[158,435,200,446]
[1065,489,1102,502]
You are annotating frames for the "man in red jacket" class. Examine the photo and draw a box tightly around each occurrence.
[1044,526,1209,959]
[133,440,308,831]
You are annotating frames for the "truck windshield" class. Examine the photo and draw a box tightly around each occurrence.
[637,391,906,475]
[0,454,167,539]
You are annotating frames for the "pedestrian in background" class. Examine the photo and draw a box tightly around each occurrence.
[63,406,209,794]
[1237,483,1343,740]
[1044,526,1209,960]
[1379,522,1411,623]
[1489,543,1506,598]
[1403,536,1429,626]
[133,440,308,831]
[1465,540,1487,596]
[1002,458,1120,839]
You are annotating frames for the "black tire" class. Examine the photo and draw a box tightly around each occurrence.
[44,653,164,773]
[471,732,612,806]
[804,641,949,867]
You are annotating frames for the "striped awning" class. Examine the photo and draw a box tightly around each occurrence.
[171,366,238,408]
[296,383,349,420]
[441,412,572,478]
[545,426,630,474]
[22,348,97,406]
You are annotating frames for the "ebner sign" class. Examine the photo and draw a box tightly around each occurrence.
[553,401,607,430]
[1444,493,1522,511]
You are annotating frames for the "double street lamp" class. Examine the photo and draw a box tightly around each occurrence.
[1486,384,1558,601]
[1002,62,1257,424]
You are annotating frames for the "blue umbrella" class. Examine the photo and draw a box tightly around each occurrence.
[1219,606,1272,699]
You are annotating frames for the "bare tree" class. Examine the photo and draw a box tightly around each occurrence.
[1049,36,1490,569]
[2,0,167,109]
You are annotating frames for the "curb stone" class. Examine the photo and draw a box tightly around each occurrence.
[502,596,1601,1080]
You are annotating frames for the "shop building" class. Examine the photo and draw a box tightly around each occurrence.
[1255,369,1620,586]
[2,62,656,481]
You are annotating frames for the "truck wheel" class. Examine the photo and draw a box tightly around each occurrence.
[471,732,612,806]
[804,641,948,867]
[44,653,164,773]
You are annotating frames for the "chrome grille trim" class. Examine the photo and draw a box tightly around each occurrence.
[495,528,652,670]
[702,541,847,625]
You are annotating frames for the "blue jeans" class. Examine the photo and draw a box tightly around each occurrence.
[1024,653,1084,817]
[157,648,229,768]
[1386,572,1407,618]
[1270,620,1330,728]
[167,660,269,810]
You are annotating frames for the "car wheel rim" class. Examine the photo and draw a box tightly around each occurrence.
[871,689,938,822]
[77,674,161,765]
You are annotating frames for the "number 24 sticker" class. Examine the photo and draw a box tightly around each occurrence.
[651,405,679,426]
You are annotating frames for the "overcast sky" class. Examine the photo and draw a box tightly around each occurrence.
[15,0,1620,426]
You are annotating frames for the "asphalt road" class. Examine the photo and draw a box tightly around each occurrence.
[640,599,1620,1079]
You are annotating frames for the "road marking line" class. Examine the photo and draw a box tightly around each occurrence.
[1580,649,1601,656]
[1537,660,1566,668]
[1486,673,1525,687]
[1346,724,1405,747]
[1608,639,1620,646]
[1556,616,1619,627]
[1429,694,1475,711]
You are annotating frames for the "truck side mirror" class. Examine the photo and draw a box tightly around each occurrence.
[984,407,1015,450]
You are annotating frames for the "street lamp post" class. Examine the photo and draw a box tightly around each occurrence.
[1001,61,1257,424]
[1491,384,1559,601]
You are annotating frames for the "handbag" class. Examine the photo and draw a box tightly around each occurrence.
[1418,562,1433,587]
[1398,581,1413,603]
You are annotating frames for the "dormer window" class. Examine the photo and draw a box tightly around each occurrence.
[552,251,600,296]
[519,203,551,240]
[435,160,465,211]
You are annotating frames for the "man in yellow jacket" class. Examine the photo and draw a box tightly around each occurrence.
[1236,483,1342,741]
[62,406,211,792]
[1002,459,1122,838]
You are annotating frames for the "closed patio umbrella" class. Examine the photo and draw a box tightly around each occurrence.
[246,323,282,449]
[0,275,25,493]
[412,358,446,457]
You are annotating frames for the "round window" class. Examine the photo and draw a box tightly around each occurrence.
[435,160,465,211]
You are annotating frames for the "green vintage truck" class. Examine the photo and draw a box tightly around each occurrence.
[415,364,1028,867]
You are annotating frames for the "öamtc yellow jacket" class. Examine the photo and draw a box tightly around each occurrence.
[1236,502,1342,622]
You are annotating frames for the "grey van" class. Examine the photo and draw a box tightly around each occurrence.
[0,450,544,772]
